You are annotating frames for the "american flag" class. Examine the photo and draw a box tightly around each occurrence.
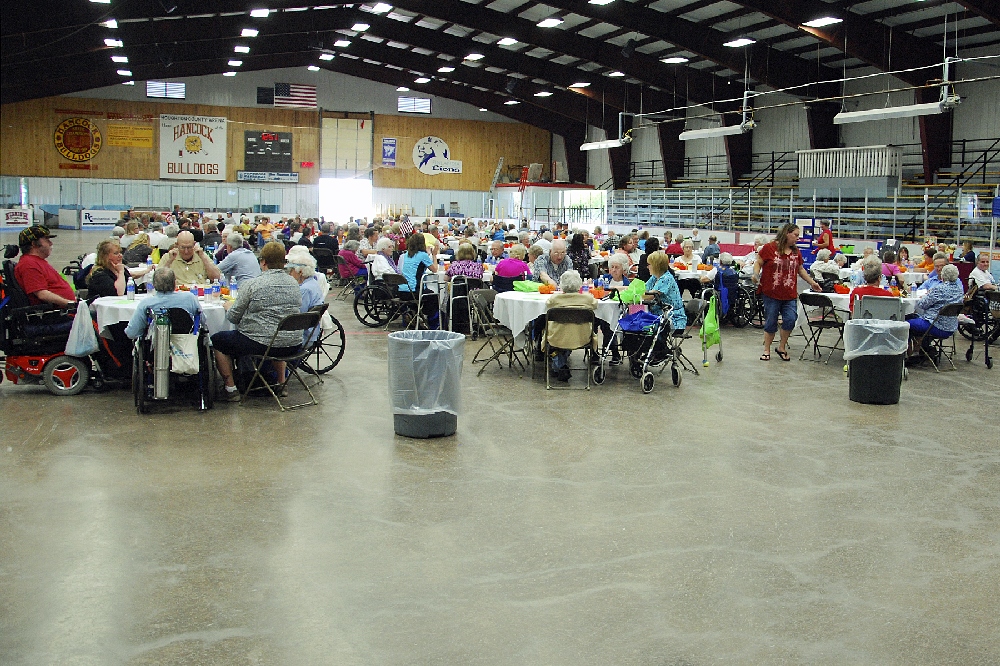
[399,217,413,235]
[274,83,317,109]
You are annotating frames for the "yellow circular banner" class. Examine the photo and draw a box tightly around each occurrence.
[54,117,103,162]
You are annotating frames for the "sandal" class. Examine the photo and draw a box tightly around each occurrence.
[775,349,790,361]
[759,352,770,361]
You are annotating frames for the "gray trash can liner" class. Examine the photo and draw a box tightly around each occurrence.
[387,330,465,417]
[843,319,909,361]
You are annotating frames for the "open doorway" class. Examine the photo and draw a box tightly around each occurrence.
[319,177,373,224]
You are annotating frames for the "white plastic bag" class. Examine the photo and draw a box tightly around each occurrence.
[65,303,99,357]
[169,334,200,375]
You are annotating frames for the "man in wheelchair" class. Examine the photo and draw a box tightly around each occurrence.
[124,267,201,340]
[14,226,75,307]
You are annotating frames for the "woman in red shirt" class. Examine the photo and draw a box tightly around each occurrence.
[753,223,822,361]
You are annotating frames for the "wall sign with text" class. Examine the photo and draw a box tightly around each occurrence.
[54,117,102,163]
[244,130,293,173]
[412,136,462,175]
[159,114,227,181]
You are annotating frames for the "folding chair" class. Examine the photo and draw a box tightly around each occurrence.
[923,302,964,372]
[798,292,845,363]
[241,310,323,411]
[312,248,337,280]
[470,288,525,376]
[334,255,366,301]
[853,295,904,321]
[542,307,597,390]
[448,275,483,334]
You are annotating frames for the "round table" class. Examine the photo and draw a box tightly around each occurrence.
[839,268,926,286]
[493,291,624,345]
[93,295,231,338]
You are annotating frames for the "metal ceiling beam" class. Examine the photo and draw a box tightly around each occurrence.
[954,0,1000,26]
[539,0,840,95]
[731,0,945,87]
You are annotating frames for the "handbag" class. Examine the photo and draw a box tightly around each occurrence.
[168,311,201,375]
[65,303,99,357]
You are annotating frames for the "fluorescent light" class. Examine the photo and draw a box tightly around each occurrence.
[352,23,370,31]
[397,86,410,91]
[319,53,335,60]
[227,59,242,66]
[90,0,111,4]
[589,0,615,4]
[307,65,320,71]
[104,38,123,47]
[464,53,484,61]
[534,91,553,97]
[223,72,237,77]
[504,100,520,105]
[117,69,132,76]
[241,28,259,37]
[608,71,625,77]
[803,17,843,28]
[414,77,431,83]
[569,82,590,88]
[101,19,118,28]
[723,37,756,47]
[479,108,488,111]
[372,3,392,13]
[122,81,135,85]
[661,56,689,64]
[833,101,956,124]
[249,8,270,18]
[537,17,563,28]
[679,121,755,141]
[580,137,632,151]
[111,55,128,63]
[334,39,351,47]
[497,37,518,46]
[234,45,250,53]
[437,66,455,72]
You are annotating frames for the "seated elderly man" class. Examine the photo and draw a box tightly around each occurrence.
[810,249,840,283]
[970,252,997,291]
[543,269,596,382]
[13,226,76,307]
[485,240,507,266]
[848,255,890,312]
[533,239,573,286]
[124,267,201,339]
[212,242,303,402]
[918,252,950,292]
[906,263,964,366]
[216,232,261,285]
[160,230,221,285]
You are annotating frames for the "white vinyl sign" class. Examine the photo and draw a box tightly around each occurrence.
[412,136,462,175]
[0,209,31,228]
[160,114,227,181]
[82,210,126,227]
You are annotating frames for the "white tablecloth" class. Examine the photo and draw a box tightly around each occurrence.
[816,293,921,317]
[493,291,624,344]
[93,295,231,338]
[838,268,925,286]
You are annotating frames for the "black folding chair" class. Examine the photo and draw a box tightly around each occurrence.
[470,288,526,377]
[923,302,965,372]
[241,310,323,411]
[798,292,845,364]
[542,307,597,390]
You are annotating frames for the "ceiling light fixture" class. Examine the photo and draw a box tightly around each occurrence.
[608,71,625,77]
[319,53,335,60]
[307,65,320,71]
[116,69,132,76]
[534,91,553,97]
[479,108,488,111]
[414,77,431,83]
[497,37,517,46]
[249,8,270,18]
[464,53,484,61]
[234,45,250,53]
[580,137,632,150]
[352,23,370,31]
[90,0,111,4]
[101,19,118,28]
[228,59,243,66]
[537,17,563,28]
[223,71,237,77]
[111,55,128,63]
[802,17,843,28]
[504,100,520,105]
[680,90,757,140]
[661,56,689,64]
[104,38,123,47]
[122,80,135,85]
[589,0,615,4]
[397,86,410,91]
[334,39,351,47]
[723,37,755,48]
[241,28,259,37]
[438,66,455,72]
[569,82,590,88]
[371,3,392,13]
[834,58,961,124]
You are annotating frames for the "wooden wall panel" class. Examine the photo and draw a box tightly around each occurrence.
[0,96,321,183]
[372,114,549,191]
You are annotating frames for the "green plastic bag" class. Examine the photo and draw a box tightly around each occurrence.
[701,295,721,349]
[513,280,542,292]
[615,278,647,304]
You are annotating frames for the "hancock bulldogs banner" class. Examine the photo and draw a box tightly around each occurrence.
[160,114,227,181]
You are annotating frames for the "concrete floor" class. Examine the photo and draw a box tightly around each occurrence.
[2,231,999,665]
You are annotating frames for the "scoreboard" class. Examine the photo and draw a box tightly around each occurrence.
[244,130,293,173]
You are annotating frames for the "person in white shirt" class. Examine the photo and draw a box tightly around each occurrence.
[147,222,166,249]
[810,249,841,281]
[970,252,997,291]
[370,238,399,280]
[535,231,553,252]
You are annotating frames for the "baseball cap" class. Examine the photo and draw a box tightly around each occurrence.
[19,225,56,245]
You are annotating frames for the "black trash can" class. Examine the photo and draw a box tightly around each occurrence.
[844,319,909,405]
[387,330,465,438]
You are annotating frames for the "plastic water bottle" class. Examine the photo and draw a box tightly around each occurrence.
[219,275,229,293]
[145,257,154,292]
[211,280,220,302]
[230,278,238,301]
[126,278,135,300]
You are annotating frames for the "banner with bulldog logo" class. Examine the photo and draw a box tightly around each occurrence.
[159,114,227,181]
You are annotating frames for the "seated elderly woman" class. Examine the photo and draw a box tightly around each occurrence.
[124,267,201,340]
[544,269,597,382]
[526,244,545,277]
[810,249,840,283]
[493,243,532,293]
[286,245,327,346]
[849,255,890,311]
[905,263,964,365]
[369,237,399,280]
[337,240,367,280]
[644,251,687,333]
[597,254,633,365]
[445,242,484,281]
[212,242,303,401]
[122,232,153,265]
[673,239,703,299]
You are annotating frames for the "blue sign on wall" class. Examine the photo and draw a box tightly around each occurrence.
[382,138,397,167]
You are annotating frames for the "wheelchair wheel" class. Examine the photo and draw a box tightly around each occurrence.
[716,350,723,363]
[354,285,394,327]
[133,341,148,414]
[42,355,89,396]
[731,289,752,328]
[966,347,974,362]
[593,364,606,385]
[671,363,682,387]
[302,316,346,374]
[629,360,642,378]
[641,371,654,394]
[750,295,765,329]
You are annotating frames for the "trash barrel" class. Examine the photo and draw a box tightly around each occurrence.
[387,330,465,438]
[843,319,910,405]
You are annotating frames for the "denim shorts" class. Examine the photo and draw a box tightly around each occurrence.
[762,295,798,333]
